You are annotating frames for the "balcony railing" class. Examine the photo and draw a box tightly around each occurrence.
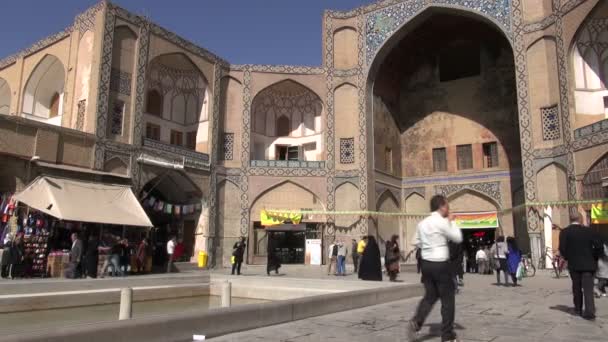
[250,160,325,169]
[142,138,210,170]
[574,118,608,139]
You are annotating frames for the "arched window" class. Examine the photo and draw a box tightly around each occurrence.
[49,92,60,118]
[146,89,162,116]
[276,115,290,137]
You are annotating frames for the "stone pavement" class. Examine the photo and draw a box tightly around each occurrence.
[209,272,608,342]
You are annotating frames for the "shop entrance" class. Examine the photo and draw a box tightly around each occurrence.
[462,228,496,272]
[251,222,322,264]
[140,169,203,268]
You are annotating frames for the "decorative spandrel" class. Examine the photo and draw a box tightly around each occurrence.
[365,0,512,64]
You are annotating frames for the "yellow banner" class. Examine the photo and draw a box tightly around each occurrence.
[260,210,302,226]
[591,203,608,224]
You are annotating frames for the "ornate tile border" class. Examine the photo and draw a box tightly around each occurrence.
[511,0,538,232]
[364,0,512,64]
[553,6,578,203]
[130,21,150,149]
[435,182,502,208]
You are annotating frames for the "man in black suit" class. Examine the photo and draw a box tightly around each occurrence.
[559,212,599,320]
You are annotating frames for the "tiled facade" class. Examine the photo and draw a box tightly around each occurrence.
[0,0,607,266]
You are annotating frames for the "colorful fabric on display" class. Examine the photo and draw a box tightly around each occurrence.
[260,210,303,226]
[591,203,608,224]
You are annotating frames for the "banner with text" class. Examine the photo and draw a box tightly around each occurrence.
[453,212,498,229]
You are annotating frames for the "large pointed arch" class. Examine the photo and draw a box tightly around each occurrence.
[144,53,210,151]
[22,54,66,124]
[249,179,325,219]
[250,79,324,161]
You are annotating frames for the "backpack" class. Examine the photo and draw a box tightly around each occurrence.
[332,244,338,256]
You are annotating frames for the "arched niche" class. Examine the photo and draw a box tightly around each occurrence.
[72,30,95,131]
[0,78,11,115]
[144,53,210,152]
[103,157,129,175]
[335,182,360,229]
[375,190,400,248]
[570,1,608,128]
[251,80,323,161]
[248,180,325,262]
[404,192,426,252]
[22,54,66,125]
[217,179,242,266]
[333,27,358,69]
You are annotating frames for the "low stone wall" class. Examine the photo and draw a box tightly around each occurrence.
[1,283,423,342]
[0,284,210,314]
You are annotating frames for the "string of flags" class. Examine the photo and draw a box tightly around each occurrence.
[264,198,608,219]
[142,196,202,216]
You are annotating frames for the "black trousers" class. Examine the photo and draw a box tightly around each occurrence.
[352,255,359,273]
[570,270,595,317]
[413,260,456,341]
[231,261,242,275]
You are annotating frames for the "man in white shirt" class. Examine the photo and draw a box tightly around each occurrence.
[166,236,176,273]
[475,247,488,275]
[408,195,463,342]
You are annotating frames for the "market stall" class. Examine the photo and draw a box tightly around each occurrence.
[7,176,152,278]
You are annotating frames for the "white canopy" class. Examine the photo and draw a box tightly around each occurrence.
[14,176,152,227]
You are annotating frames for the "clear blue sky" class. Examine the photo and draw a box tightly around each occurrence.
[0,0,374,65]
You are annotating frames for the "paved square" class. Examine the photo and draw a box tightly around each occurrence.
[209,272,608,342]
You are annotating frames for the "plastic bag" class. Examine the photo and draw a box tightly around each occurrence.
[516,261,524,280]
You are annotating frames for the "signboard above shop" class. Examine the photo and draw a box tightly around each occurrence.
[452,212,498,229]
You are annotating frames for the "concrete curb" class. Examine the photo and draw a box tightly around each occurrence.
[0,283,423,342]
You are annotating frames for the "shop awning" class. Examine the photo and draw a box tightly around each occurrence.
[13,176,152,227]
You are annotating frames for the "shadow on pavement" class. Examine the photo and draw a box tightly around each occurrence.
[549,304,579,317]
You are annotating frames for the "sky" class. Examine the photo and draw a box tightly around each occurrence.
[0,0,375,66]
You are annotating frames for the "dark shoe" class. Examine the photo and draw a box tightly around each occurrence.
[406,320,419,341]
[582,314,596,321]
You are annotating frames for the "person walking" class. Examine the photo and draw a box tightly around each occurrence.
[475,246,488,275]
[357,236,367,272]
[8,235,24,279]
[358,235,382,281]
[385,235,401,282]
[336,240,348,276]
[66,233,83,279]
[232,237,246,275]
[101,238,122,277]
[407,195,462,342]
[490,236,509,285]
[135,238,148,274]
[559,212,601,320]
[327,241,338,275]
[351,239,359,273]
[506,237,522,286]
[166,236,176,273]
[84,235,99,278]
[595,238,608,297]
[266,234,281,275]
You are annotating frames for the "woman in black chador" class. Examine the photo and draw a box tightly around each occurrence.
[358,235,382,281]
[266,233,281,276]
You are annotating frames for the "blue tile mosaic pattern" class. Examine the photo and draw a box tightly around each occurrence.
[365,0,512,64]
